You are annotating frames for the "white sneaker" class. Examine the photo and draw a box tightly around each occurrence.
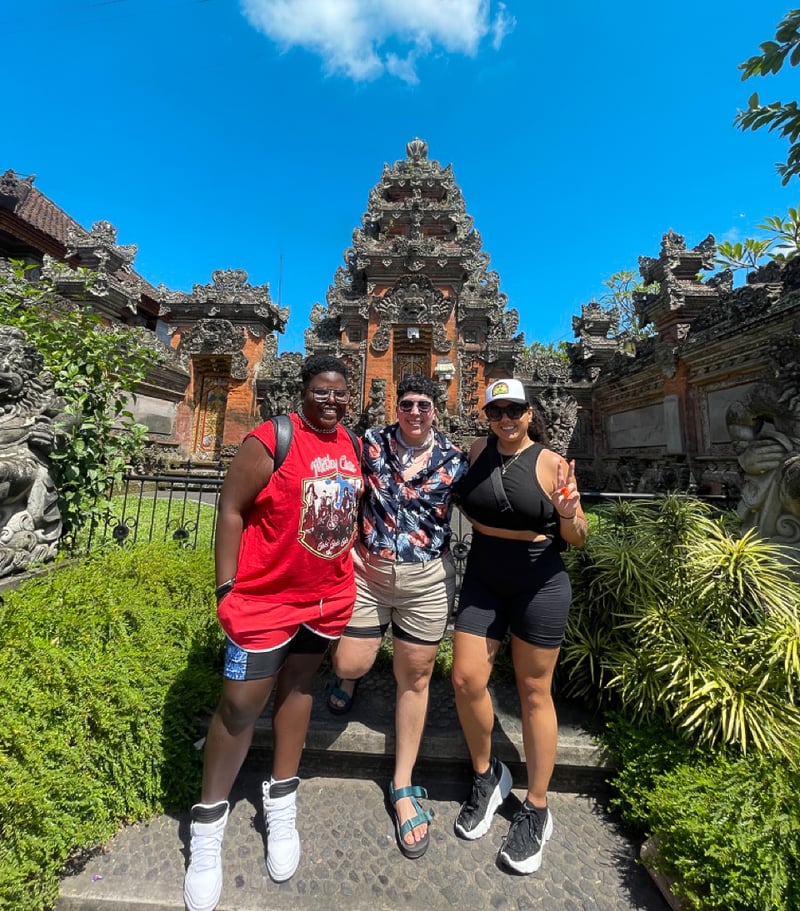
[184,801,229,911]
[262,778,301,882]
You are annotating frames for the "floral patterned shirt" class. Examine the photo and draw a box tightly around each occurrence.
[359,423,469,563]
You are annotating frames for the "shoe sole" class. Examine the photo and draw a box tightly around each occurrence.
[498,809,553,874]
[454,762,512,840]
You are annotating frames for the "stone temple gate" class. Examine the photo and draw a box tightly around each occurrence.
[259,137,526,441]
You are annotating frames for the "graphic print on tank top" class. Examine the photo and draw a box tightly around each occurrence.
[299,465,363,558]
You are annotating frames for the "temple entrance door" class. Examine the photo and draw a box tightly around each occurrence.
[191,362,229,459]
[392,326,432,398]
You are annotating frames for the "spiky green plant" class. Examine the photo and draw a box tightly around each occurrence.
[561,497,800,755]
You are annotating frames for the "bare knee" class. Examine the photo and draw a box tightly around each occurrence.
[216,693,264,736]
[332,636,380,679]
[451,663,486,701]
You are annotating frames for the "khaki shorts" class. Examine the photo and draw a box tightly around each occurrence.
[345,545,456,645]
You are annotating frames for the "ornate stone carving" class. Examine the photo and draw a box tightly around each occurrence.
[159,269,288,333]
[354,378,387,435]
[726,330,800,546]
[0,326,70,577]
[259,352,304,418]
[179,319,249,381]
[370,275,453,354]
[0,169,35,212]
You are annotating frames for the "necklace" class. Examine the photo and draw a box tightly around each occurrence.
[396,428,434,467]
[499,446,527,475]
[297,408,337,434]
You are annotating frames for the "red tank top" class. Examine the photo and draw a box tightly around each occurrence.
[231,414,363,609]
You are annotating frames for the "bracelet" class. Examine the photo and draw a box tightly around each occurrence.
[557,512,578,520]
[215,577,236,599]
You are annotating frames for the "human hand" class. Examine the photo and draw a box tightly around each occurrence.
[553,459,580,518]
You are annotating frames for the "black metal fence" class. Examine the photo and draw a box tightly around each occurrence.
[84,466,737,598]
[83,463,225,554]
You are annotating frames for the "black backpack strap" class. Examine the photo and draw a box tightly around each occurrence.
[270,414,294,471]
[343,426,362,463]
[486,436,514,514]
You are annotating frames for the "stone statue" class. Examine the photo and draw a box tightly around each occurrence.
[727,339,800,547]
[0,326,70,576]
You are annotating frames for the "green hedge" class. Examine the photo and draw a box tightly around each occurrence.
[604,715,800,911]
[0,544,223,911]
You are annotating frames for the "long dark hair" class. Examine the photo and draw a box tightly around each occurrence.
[527,400,550,445]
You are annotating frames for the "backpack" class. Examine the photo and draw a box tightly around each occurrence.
[270,414,362,471]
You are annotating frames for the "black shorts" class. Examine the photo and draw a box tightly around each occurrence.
[454,532,571,649]
[223,624,330,681]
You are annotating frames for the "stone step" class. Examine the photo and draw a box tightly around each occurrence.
[216,668,613,793]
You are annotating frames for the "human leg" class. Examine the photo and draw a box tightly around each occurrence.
[264,631,330,882]
[390,636,438,851]
[327,633,382,712]
[387,555,453,855]
[511,637,561,806]
[186,645,281,911]
[497,637,559,874]
[450,630,510,839]
[498,551,570,874]
[326,545,389,712]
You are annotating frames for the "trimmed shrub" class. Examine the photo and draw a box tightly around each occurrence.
[0,544,222,911]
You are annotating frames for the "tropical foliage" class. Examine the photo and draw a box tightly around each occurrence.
[598,270,658,340]
[715,206,800,272]
[560,496,800,755]
[0,260,155,539]
[735,8,800,185]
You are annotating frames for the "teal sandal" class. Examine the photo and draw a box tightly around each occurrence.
[388,781,434,859]
[325,676,361,715]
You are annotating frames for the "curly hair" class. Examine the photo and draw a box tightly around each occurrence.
[396,374,439,401]
[300,354,348,386]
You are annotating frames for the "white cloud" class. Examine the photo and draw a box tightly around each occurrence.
[240,0,516,83]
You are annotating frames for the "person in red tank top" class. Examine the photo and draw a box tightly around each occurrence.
[183,356,363,911]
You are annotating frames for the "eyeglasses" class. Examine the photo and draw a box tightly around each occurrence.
[398,399,433,414]
[485,402,528,421]
[309,387,350,403]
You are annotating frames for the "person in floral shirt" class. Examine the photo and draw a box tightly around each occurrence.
[327,374,468,859]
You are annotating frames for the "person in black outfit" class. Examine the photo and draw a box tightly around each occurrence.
[451,378,587,875]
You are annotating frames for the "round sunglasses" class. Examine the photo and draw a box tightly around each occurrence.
[398,399,434,413]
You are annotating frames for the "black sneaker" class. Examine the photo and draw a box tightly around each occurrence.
[498,801,553,874]
[453,757,512,840]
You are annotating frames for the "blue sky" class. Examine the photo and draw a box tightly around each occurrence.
[4,1,798,353]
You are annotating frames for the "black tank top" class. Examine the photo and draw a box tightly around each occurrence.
[459,439,560,536]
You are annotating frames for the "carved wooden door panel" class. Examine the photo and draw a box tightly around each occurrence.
[192,374,228,457]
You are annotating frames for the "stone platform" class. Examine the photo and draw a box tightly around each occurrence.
[57,670,669,911]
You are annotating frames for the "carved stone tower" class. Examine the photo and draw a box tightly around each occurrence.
[303,138,524,438]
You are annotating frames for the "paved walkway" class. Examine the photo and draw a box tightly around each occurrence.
[57,670,670,911]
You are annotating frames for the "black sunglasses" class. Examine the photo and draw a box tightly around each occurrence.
[398,399,433,413]
[485,402,528,421]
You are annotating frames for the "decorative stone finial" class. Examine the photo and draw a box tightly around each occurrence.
[406,138,428,162]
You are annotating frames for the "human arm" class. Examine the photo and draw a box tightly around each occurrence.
[214,435,273,595]
[549,454,588,548]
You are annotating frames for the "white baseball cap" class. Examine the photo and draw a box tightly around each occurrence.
[484,379,527,407]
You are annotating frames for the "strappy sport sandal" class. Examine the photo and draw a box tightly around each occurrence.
[388,781,434,859]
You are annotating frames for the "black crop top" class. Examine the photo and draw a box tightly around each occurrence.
[458,439,560,537]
